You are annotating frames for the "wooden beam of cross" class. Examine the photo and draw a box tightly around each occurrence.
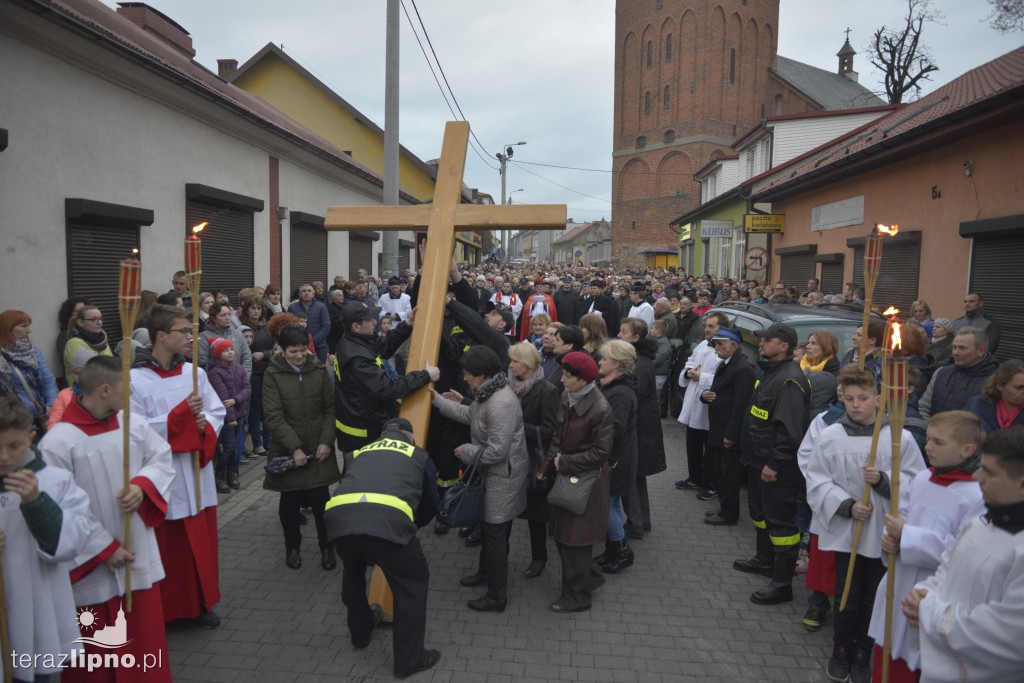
[324,121,566,447]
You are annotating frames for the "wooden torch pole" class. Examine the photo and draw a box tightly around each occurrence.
[881,326,908,683]
[185,226,206,511]
[117,257,142,612]
[0,549,11,683]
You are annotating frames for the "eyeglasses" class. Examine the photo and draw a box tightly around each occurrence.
[81,317,103,323]
[169,326,193,336]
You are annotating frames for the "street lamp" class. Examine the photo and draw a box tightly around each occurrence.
[496,141,526,260]
[507,189,524,205]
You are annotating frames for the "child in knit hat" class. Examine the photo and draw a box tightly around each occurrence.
[208,337,251,492]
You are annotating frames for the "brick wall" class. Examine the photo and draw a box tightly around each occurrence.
[612,0,781,267]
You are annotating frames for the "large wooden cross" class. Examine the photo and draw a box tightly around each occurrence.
[324,121,566,446]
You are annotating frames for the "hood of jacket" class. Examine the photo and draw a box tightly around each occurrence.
[632,337,658,361]
[600,371,639,395]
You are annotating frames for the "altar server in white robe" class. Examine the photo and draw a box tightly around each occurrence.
[866,411,985,682]
[129,305,224,627]
[0,397,93,683]
[41,356,176,683]
[902,425,1024,683]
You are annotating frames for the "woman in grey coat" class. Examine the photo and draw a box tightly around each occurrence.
[433,346,528,613]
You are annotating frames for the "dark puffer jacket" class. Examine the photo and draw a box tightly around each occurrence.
[920,353,999,418]
[632,338,667,477]
[262,352,340,493]
[207,358,251,424]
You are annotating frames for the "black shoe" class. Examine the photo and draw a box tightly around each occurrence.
[802,605,829,631]
[696,488,718,500]
[601,541,634,574]
[286,548,301,570]
[750,583,793,605]
[352,605,383,649]
[849,647,872,683]
[826,644,851,682]
[642,523,652,532]
[523,560,545,579]
[215,475,230,493]
[549,599,590,613]
[733,557,774,577]
[704,513,738,526]
[593,541,615,566]
[459,573,488,587]
[321,546,336,570]
[675,478,700,490]
[465,531,482,547]
[298,511,308,525]
[227,467,240,490]
[625,526,643,541]
[467,595,507,612]
[395,649,441,679]
[434,521,450,535]
[195,608,220,629]
[704,509,719,518]
[457,526,473,538]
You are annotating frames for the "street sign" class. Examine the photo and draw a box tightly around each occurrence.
[575,249,582,257]
[745,247,769,271]
[744,214,785,233]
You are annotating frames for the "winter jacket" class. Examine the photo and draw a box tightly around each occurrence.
[434,381,528,524]
[919,353,999,419]
[599,373,639,497]
[333,323,431,449]
[964,395,1024,434]
[199,323,252,377]
[518,377,559,522]
[287,299,332,360]
[701,352,755,449]
[544,386,613,546]
[651,335,672,375]
[445,299,511,367]
[246,321,274,377]
[3,345,58,417]
[908,353,939,402]
[741,357,810,471]
[631,338,667,477]
[326,301,346,353]
[207,359,251,424]
[554,289,580,325]
[262,352,340,493]
[949,311,1001,354]
[928,335,953,367]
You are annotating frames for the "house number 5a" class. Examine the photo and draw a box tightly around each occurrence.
[931,185,942,199]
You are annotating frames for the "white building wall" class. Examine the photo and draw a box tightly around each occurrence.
[771,111,888,166]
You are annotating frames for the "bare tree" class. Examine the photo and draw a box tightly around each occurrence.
[867,0,942,104]
[987,0,1024,32]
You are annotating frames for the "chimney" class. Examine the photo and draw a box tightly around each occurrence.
[837,32,858,83]
[218,59,238,80]
[116,3,196,60]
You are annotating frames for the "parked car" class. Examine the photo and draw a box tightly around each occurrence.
[670,302,884,415]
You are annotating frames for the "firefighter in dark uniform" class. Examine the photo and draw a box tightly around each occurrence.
[333,301,439,453]
[324,418,442,679]
[734,323,810,605]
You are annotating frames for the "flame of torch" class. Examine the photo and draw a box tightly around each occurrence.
[891,321,902,351]
[883,306,899,317]
[877,224,899,236]
[192,222,207,234]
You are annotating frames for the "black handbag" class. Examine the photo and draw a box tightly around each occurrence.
[526,425,554,495]
[547,466,599,515]
[440,450,485,527]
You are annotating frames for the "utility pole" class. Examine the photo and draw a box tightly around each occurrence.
[495,141,526,262]
[381,0,400,279]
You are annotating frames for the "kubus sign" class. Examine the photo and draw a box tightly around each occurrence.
[699,220,733,239]
[744,213,785,233]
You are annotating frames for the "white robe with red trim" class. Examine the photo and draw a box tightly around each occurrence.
[39,403,176,605]
[129,362,224,519]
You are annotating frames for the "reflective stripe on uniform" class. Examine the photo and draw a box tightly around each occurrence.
[336,420,368,437]
[752,519,767,529]
[353,439,415,458]
[325,492,414,521]
[750,405,769,420]
[770,532,801,547]
[437,477,461,488]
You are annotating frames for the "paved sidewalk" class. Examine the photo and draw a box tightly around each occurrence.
[168,420,834,682]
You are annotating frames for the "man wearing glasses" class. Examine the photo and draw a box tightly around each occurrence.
[130,304,226,628]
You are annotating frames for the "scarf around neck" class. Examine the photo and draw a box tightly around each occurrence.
[71,326,109,352]
[566,381,596,408]
[4,338,39,369]
[997,400,1022,430]
[508,365,545,398]
[800,354,834,374]
[472,371,507,403]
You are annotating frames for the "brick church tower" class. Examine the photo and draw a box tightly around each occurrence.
[611,0,780,265]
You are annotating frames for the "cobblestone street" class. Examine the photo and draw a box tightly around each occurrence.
[168,419,833,682]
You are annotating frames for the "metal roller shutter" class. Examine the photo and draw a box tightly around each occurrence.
[349,237,373,276]
[186,202,254,302]
[852,241,920,312]
[67,224,140,347]
[969,235,1024,361]
[290,223,327,294]
[779,253,816,290]
[820,261,843,295]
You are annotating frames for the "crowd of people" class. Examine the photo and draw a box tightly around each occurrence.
[1,256,1022,682]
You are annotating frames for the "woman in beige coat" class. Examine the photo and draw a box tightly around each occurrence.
[433,346,528,613]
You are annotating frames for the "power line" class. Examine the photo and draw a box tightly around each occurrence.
[402,0,497,169]
[513,164,611,203]
[514,159,612,173]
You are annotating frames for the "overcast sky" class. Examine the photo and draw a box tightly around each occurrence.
[101,1,1019,220]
